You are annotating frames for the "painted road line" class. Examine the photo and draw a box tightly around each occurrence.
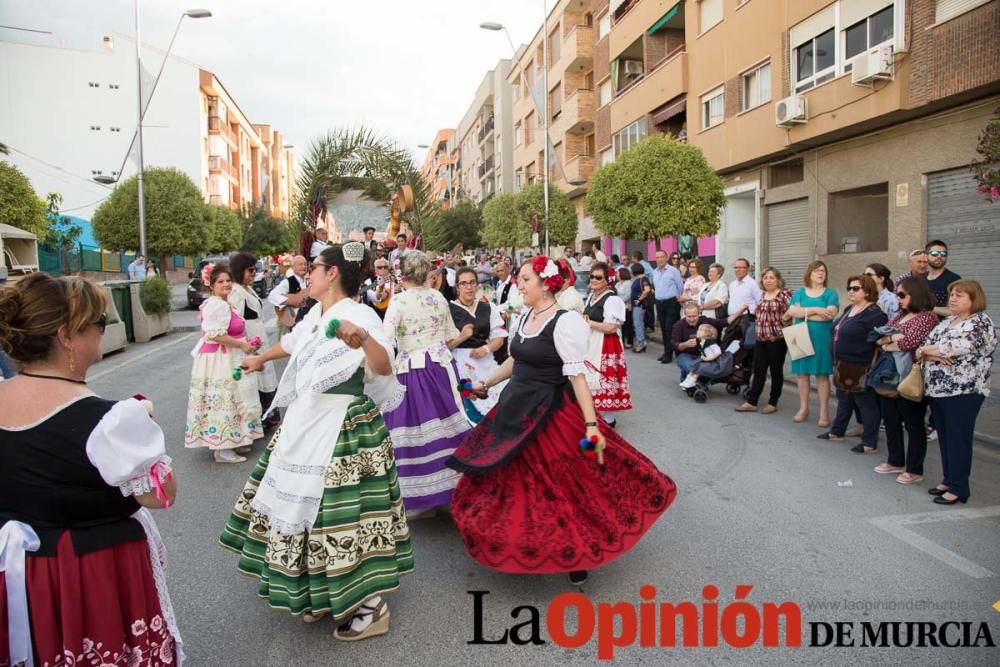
[90,332,197,382]
[869,506,1000,579]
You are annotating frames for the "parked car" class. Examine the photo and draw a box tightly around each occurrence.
[188,255,272,308]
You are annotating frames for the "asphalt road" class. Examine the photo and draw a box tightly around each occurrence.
[87,324,1000,666]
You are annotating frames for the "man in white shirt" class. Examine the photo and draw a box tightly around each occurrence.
[309,227,330,261]
[727,257,762,317]
[267,255,310,337]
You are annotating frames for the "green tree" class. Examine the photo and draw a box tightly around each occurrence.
[423,200,482,251]
[204,205,242,254]
[585,135,725,241]
[92,167,209,255]
[518,183,579,247]
[0,161,48,238]
[241,203,290,256]
[43,193,82,249]
[481,192,530,251]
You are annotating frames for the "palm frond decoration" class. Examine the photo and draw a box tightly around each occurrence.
[293,125,428,237]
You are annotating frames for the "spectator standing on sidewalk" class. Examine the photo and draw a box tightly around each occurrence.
[699,263,729,319]
[727,258,762,319]
[630,263,653,353]
[651,250,683,364]
[925,240,961,318]
[896,249,929,283]
[736,267,792,414]
[127,254,147,281]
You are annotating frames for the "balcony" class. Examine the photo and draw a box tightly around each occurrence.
[208,115,236,147]
[477,116,495,143]
[208,194,224,206]
[552,87,595,137]
[610,49,687,131]
[560,24,593,72]
[477,155,495,180]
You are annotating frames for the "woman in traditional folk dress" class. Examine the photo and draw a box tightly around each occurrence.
[583,262,632,428]
[449,266,508,416]
[381,251,471,516]
[221,243,412,641]
[229,251,280,428]
[0,273,182,665]
[184,264,263,463]
[447,256,676,586]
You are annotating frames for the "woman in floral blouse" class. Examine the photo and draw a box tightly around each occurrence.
[917,279,997,505]
[736,267,791,413]
[873,277,939,484]
[381,250,471,516]
[678,258,706,307]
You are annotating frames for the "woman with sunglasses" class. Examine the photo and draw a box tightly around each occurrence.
[449,266,508,415]
[229,251,280,428]
[817,275,887,452]
[184,263,263,463]
[873,277,938,484]
[583,262,632,427]
[1,274,181,665]
[225,243,413,639]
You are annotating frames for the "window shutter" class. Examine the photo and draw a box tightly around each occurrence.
[935,0,990,23]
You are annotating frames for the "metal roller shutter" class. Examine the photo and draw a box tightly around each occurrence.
[766,199,811,290]
[927,167,1000,323]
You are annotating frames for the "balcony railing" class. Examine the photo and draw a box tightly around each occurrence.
[477,155,495,180]
[477,116,495,143]
[208,115,236,146]
[208,194,224,206]
[208,155,228,173]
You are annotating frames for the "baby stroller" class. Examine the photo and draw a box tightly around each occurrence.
[685,314,756,403]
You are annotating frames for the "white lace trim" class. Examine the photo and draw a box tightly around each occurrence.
[388,412,470,448]
[248,494,316,536]
[132,508,185,665]
[118,456,173,497]
[311,366,362,395]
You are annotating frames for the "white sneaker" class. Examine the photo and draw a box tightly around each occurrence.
[679,376,697,389]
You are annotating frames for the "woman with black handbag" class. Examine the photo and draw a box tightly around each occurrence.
[817,275,887,453]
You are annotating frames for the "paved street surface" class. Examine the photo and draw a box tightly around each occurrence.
[89,327,1000,666]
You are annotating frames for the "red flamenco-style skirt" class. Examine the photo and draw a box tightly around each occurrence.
[592,333,632,411]
[449,394,676,574]
[0,533,178,666]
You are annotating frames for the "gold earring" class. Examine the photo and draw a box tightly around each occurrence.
[68,348,76,374]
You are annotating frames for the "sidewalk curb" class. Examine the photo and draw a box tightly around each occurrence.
[645,330,1000,450]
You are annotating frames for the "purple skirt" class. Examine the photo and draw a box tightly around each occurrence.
[383,354,471,510]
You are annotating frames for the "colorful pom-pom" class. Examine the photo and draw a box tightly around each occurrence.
[232,367,243,381]
[325,319,341,339]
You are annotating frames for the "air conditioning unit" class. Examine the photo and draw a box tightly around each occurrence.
[623,60,643,76]
[775,94,807,126]
[851,44,894,86]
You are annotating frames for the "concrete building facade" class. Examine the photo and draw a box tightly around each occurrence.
[0,33,296,226]
[455,60,516,204]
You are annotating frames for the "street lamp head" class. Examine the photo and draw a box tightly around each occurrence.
[417,144,430,149]
[479,22,504,31]
[93,175,117,185]
[184,9,212,18]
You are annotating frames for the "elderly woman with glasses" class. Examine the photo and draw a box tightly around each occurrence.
[817,275,888,453]
[873,277,938,485]
[449,266,508,415]
[583,262,632,428]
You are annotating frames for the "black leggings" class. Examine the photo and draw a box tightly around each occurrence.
[745,338,787,406]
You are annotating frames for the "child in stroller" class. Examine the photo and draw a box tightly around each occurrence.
[680,315,755,403]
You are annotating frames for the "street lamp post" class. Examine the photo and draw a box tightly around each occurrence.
[481,4,551,254]
[95,5,211,261]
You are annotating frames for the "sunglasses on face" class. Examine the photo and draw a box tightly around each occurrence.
[94,314,107,335]
[896,292,909,299]
[375,265,389,269]
[928,250,948,257]
[590,275,605,281]
[847,285,863,292]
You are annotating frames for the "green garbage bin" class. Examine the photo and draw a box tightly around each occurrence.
[107,282,135,342]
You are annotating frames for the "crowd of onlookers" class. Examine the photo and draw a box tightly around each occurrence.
[600,240,995,507]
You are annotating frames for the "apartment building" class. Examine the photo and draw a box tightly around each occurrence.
[508,0,600,251]
[0,32,295,225]
[419,129,457,206]
[455,60,516,204]
[594,0,999,317]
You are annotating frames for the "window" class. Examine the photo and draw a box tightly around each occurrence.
[599,80,613,106]
[794,28,836,92]
[741,62,771,111]
[514,122,523,147]
[844,4,894,69]
[598,12,611,39]
[525,111,535,144]
[512,77,521,101]
[935,0,992,24]
[769,158,804,187]
[600,148,614,166]
[550,82,562,120]
[827,183,889,253]
[699,0,723,33]
[612,119,647,157]
[549,27,561,67]
[700,86,724,130]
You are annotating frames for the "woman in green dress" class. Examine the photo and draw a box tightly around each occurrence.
[220,243,412,641]
[785,261,840,427]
